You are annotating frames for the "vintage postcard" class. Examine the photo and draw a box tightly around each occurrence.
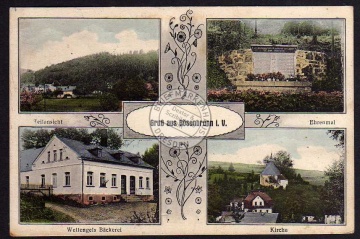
[9,7,354,236]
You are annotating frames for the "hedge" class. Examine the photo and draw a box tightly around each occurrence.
[208,89,343,112]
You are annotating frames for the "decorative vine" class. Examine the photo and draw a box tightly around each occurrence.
[164,9,203,99]
[254,114,280,128]
[161,143,206,220]
[84,114,110,127]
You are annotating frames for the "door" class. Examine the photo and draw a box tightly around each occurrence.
[130,176,135,195]
[121,175,126,194]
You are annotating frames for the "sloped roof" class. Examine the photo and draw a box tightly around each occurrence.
[244,191,273,209]
[261,161,281,176]
[20,147,44,172]
[239,212,279,224]
[57,136,154,169]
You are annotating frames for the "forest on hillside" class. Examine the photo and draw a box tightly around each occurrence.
[20,51,158,112]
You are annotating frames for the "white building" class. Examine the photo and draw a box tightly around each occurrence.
[20,135,154,205]
[243,190,274,213]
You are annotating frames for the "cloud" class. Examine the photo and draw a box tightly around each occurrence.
[21,29,159,71]
[209,144,287,165]
[293,146,340,171]
[209,144,341,171]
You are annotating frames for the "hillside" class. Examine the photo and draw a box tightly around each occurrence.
[208,161,327,186]
[20,51,159,95]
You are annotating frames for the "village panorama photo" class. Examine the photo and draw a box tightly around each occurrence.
[19,127,159,223]
[19,18,159,112]
[207,128,345,224]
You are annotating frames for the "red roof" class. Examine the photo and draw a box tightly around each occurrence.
[243,191,273,210]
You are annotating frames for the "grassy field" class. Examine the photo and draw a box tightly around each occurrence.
[29,98,108,112]
[209,161,328,186]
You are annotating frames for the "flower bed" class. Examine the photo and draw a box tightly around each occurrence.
[208,89,343,112]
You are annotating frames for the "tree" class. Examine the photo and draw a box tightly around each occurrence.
[99,93,119,111]
[21,129,51,149]
[142,143,159,222]
[228,162,235,173]
[142,144,159,168]
[52,128,92,145]
[322,130,345,220]
[112,77,148,101]
[21,128,122,149]
[91,128,122,149]
[265,151,296,179]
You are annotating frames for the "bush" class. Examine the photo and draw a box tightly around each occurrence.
[208,89,343,112]
[20,193,76,222]
[99,93,119,111]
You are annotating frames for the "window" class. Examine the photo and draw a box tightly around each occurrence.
[146,177,150,189]
[52,173,57,188]
[255,202,257,206]
[102,196,106,201]
[98,149,102,157]
[41,174,45,187]
[113,196,117,200]
[47,151,50,162]
[121,175,126,194]
[88,196,93,201]
[259,201,262,206]
[53,150,57,161]
[111,174,117,187]
[59,149,63,161]
[139,176,143,188]
[100,173,106,187]
[25,176,29,187]
[87,172,93,186]
[65,172,70,186]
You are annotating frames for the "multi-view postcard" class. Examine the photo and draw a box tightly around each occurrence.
[9,7,354,236]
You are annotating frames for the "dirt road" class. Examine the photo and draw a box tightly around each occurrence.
[45,202,157,223]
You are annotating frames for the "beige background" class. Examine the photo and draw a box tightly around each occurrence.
[10,6,354,236]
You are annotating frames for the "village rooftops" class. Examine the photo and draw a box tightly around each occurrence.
[19,135,154,172]
[243,190,273,209]
[57,136,154,169]
[239,212,279,224]
[19,147,44,172]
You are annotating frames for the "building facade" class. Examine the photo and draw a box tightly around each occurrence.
[20,135,154,205]
[260,161,288,189]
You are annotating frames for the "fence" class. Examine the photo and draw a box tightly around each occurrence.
[20,184,53,196]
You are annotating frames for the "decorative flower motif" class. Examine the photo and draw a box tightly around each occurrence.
[196,209,201,214]
[192,73,201,83]
[164,73,173,83]
[195,197,202,204]
[193,146,202,155]
[166,209,172,215]
[194,185,203,194]
[194,29,202,39]
[167,84,172,90]
[194,85,199,90]
[165,198,173,205]
[177,31,186,42]
[169,147,180,158]
[165,43,171,53]
[164,186,172,194]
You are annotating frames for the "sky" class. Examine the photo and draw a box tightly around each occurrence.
[19,19,160,71]
[208,129,343,171]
